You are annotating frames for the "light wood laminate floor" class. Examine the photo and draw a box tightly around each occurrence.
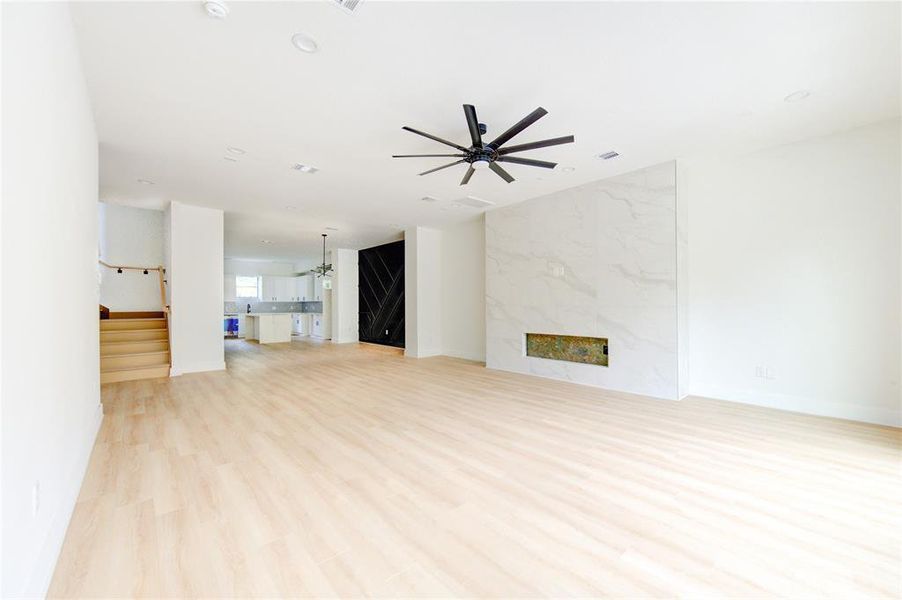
[50,339,901,598]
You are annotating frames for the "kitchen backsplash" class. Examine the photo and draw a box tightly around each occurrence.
[224,301,323,314]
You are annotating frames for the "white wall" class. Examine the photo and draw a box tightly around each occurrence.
[169,202,225,375]
[405,227,442,358]
[684,119,901,426]
[224,258,296,277]
[331,248,359,344]
[162,202,172,306]
[485,162,683,400]
[98,203,164,311]
[1,4,103,596]
[441,218,486,362]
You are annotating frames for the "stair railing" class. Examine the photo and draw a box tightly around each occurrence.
[98,260,171,366]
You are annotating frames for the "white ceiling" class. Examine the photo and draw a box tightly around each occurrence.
[71,1,900,261]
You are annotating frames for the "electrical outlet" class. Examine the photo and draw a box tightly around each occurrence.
[385,329,389,335]
[32,481,40,517]
[755,365,776,380]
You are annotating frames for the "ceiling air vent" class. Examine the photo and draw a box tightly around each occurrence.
[332,0,363,14]
[456,196,496,209]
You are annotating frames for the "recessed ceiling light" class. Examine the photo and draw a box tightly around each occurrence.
[203,0,229,19]
[226,147,245,155]
[292,163,318,173]
[784,89,811,103]
[285,205,298,210]
[291,32,318,53]
[389,223,401,228]
[597,151,620,160]
[420,196,438,202]
[261,239,274,245]
[325,226,338,231]
[223,156,238,162]
[561,166,576,172]
[137,179,155,185]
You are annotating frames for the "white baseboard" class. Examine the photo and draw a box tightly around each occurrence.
[25,402,104,597]
[171,360,226,376]
[405,346,443,358]
[690,384,901,427]
[484,363,680,401]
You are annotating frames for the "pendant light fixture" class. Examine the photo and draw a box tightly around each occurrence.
[312,233,333,278]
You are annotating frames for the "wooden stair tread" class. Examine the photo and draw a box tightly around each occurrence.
[100,340,170,346]
[101,363,170,384]
[103,317,165,321]
[101,362,169,373]
[100,330,169,341]
[100,328,168,333]
[101,319,168,332]
[108,311,165,319]
[100,350,169,358]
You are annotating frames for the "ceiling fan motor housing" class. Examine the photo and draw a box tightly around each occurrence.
[467,148,497,163]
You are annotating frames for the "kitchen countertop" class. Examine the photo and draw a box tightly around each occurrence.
[227,312,322,317]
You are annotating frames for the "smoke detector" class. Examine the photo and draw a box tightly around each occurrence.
[203,0,229,19]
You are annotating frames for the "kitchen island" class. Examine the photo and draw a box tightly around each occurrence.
[244,313,292,344]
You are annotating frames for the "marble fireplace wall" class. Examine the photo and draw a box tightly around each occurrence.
[485,161,683,400]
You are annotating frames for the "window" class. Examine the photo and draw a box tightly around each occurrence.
[236,276,259,299]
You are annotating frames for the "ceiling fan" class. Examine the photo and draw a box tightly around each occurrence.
[393,104,574,185]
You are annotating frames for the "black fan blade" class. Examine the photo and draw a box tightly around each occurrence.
[497,135,574,155]
[402,126,468,151]
[496,156,557,169]
[418,160,465,176]
[489,161,515,183]
[463,104,482,148]
[488,107,548,149]
[460,166,475,185]
[393,154,466,158]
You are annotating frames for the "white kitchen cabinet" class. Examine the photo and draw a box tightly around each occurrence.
[291,313,310,335]
[294,275,314,301]
[311,313,330,339]
[224,275,237,302]
[313,275,326,301]
[278,277,294,301]
[260,276,277,301]
[245,313,292,343]
[260,276,296,301]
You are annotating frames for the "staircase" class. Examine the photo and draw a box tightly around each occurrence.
[100,311,171,383]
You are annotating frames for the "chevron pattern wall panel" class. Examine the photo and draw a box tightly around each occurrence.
[358,240,405,348]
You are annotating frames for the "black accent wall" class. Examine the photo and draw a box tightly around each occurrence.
[358,240,405,348]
